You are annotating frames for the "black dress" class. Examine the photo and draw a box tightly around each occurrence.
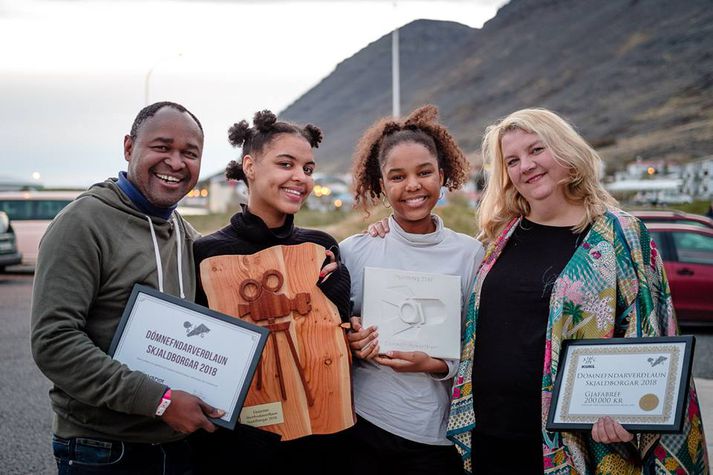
[471,218,589,475]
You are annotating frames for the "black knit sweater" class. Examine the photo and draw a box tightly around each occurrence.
[193,205,351,321]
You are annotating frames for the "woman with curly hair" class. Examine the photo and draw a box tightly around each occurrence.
[340,105,484,475]
[189,110,352,474]
[447,108,708,474]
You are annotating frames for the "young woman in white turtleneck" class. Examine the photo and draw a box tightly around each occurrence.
[339,106,484,475]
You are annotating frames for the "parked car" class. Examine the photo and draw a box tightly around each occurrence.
[646,223,713,325]
[0,211,22,272]
[632,210,713,229]
[0,191,80,266]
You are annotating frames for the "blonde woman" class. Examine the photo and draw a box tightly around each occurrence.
[447,109,708,474]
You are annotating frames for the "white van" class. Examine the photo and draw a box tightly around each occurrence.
[0,191,81,265]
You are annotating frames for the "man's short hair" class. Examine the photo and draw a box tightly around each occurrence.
[129,101,204,140]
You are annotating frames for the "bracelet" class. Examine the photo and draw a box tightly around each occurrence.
[155,388,172,417]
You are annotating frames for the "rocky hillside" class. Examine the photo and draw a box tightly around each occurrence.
[281,0,713,173]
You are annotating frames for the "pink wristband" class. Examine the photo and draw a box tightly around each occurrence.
[155,388,172,416]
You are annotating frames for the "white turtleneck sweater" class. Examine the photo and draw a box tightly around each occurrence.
[339,215,484,445]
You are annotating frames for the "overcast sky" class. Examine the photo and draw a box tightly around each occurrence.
[0,0,506,188]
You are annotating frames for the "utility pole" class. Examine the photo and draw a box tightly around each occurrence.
[392,1,400,118]
[392,28,400,118]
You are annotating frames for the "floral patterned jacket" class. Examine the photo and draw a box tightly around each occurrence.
[447,208,709,474]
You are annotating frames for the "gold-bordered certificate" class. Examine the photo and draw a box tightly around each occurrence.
[547,336,694,433]
[109,284,269,430]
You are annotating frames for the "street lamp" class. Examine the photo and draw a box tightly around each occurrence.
[144,53,183,105]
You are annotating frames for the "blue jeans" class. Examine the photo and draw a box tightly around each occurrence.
[52,435,193,475]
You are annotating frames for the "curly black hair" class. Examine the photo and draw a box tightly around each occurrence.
[225,110,323,185]
[129,101,203,140]
[352,105,470,211]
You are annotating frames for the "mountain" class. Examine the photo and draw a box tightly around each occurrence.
[280,0,713,173]
[280,19,475,171]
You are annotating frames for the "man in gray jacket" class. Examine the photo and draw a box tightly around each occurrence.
[31,102,222,474]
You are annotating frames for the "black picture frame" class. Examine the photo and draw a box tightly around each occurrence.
[109,284,269,431]
[546,335,694,433]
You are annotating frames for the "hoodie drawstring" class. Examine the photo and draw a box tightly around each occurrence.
[173,214,185,299]
[146,214,185,299]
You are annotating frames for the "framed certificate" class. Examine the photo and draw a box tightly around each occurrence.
[108,284,269,430]
[547,336,694,433]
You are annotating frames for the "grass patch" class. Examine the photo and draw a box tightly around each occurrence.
[184,206,239,235]
[672,200,710,215]
[622,200,711,216]
[185,201,479,241]
[185,199,713,243]
[317,206,391,242]
[436,203,478,237]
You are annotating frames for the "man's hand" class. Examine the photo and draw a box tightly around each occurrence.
[160,390,224,434]
[591,416,634,444]
[347,316,380,360]
[373,351,447,375]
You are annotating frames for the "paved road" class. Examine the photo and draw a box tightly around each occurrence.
[0,272,54,474]
[1,272,712,473]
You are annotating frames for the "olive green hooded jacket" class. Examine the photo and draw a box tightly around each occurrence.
[31,178,198,443]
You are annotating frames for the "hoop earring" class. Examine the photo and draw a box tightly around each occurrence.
[439,187,446,200]
[381,196,392,209]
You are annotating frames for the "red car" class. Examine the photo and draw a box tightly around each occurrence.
[646,223,713,325]
[632,210,713,229]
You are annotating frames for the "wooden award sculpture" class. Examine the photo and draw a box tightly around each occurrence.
[200,242,354,440]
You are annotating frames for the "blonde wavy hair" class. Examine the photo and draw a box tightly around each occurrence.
[478,108,617,243]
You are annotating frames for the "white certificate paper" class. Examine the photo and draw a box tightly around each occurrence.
[362,267,461,359]
[548,336,694,432]
[109,285,268,430]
